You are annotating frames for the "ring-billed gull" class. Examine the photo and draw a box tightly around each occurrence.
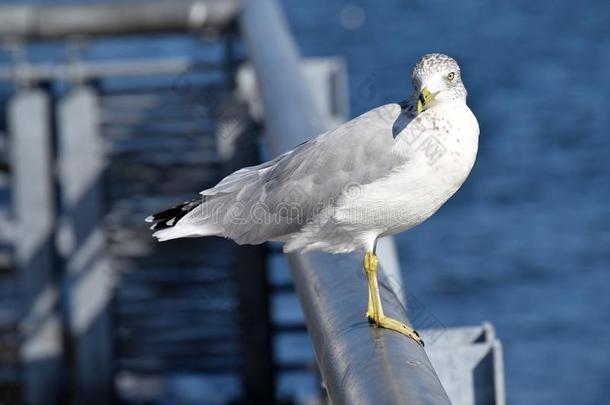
[147,53,479,345]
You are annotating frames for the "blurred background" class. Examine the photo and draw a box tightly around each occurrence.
[0,0,608,404]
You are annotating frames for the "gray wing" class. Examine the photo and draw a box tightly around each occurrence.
[184,102,415,244]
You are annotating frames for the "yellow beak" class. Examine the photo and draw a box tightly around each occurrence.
[417,87,436,113]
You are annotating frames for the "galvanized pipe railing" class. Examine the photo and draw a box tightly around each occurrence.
[0,0,240,39]
[239,1,451,404]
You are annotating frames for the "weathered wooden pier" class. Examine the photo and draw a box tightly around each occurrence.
[0,1,505,404]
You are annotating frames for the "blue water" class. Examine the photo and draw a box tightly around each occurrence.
[282,0,610,403]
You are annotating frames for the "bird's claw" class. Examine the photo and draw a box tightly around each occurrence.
[367,314,425,347]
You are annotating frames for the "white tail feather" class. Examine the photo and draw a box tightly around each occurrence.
[153,224,222,242]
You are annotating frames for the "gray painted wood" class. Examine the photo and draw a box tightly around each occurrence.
[57,87,113,404]
[421,324,506,405]
[9,89,63,405]
[219,101,275,402]
[0,0,240,39]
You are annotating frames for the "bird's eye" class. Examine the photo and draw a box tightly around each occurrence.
[447,71,456,81]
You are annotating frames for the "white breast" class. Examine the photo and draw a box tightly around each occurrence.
[336,101,479,237]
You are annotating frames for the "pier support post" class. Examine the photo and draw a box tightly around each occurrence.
[57,87,113,404]
[10,89,63,405]
[218,100,275,402]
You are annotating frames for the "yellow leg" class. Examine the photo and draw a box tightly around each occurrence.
[365,253,375,319]
[363,251,424,346]
[366,287,374,320]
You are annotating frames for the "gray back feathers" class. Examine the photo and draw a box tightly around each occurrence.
[180,103,412,244]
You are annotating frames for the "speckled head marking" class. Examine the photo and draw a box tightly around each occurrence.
[411,53,460,87]
[410,53,467,113]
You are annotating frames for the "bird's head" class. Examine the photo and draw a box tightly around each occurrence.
[411,53,467,114]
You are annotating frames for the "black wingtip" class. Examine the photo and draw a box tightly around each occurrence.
[146,198,203,232]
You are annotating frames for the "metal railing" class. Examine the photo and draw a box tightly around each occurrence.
[239,1,451,404]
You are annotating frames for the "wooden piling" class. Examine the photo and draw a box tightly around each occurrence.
[9,89,63,405]
[57,87,113,404]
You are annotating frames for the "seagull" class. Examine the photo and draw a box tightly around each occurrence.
[147,53,479,346]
